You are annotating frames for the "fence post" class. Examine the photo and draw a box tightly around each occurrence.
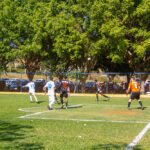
[48,72,50,81]
[106,73,109,94]
[20,72,22,92]
[76,73,78,93]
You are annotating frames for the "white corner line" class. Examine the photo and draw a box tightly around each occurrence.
[125,122,150,150]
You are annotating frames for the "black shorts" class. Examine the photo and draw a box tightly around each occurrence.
[96,88,102,94]
[130,92,140,100]
[60,90,68,98]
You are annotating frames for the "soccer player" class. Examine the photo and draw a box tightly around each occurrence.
[94,80,110,101]
[126,76,144,110]
[23,80,39,103]
[43,77,55,110]
[59,76,70,109]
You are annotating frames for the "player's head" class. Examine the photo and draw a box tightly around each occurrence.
[50,77,53,81]
[95,79,97,82]
[64,76,67,80]
[130,76,135,82]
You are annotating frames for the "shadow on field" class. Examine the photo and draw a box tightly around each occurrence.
[91,143,143,150]
[38,100,45,104]
[5,142,44,150]
[0,120,44,149]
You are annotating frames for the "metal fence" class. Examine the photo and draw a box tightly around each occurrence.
[0,72,150,94]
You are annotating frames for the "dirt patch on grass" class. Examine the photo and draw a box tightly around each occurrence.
[105,111,140,115]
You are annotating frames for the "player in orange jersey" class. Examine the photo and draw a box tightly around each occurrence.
[126,76,144,110]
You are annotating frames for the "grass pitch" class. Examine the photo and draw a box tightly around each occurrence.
[0,93,150,150]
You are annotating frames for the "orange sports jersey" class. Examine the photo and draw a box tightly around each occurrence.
[128,81,140,92]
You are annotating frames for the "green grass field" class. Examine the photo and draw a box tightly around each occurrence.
[0,93,150,150]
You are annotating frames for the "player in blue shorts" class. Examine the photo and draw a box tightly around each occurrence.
[94,80,110,101]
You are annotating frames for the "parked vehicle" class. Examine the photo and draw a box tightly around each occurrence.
[5,78,20,91]
[9,80,21,91]
[34,79,46,92]
[85,82,96,93]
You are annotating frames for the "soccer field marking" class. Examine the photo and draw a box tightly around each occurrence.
[18,107,148,124]
[19,116,149,124]
[18,110,52,118]
[125,122,150,150]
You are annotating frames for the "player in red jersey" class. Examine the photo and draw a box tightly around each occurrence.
[126,76,144,110]
[59,76,70,109]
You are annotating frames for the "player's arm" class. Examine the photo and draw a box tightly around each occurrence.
[126,84,131,95]
[43,86,47,95]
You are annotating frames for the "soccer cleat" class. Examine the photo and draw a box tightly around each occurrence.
[47,105,51,110]
[127,107,130,110]
[36,101,40,104]
[141,106,144,110]
[108,97,110,101]
[61,104,64,109]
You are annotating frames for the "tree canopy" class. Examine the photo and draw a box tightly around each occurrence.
[0,0,150,78]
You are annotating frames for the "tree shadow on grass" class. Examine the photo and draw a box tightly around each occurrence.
[90,143,143,150]
[5,142,45,150]
[0,120,44,149]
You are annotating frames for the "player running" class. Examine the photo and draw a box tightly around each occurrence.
[59,76,70,109]
[126,76,144,110]
[23,80,39,103]
[43,77,55,110]
[94,80,110,101]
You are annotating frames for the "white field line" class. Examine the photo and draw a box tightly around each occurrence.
[125,122,150,150]
[18,107,148,124]
[19,115,149,124]
[18,110,51,118]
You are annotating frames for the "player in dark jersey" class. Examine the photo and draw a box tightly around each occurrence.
[59,76,70,109]
[94,80,110,101]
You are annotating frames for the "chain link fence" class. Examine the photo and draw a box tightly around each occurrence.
[0,72,150,94]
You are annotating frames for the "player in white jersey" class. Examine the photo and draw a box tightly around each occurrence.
[43,77,55,110]
[24,80,39,103]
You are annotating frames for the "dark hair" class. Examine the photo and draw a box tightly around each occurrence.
[64,76,67,79]
[50,77,53,81]
[95,79,97,82]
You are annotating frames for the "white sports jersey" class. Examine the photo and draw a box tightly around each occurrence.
[25,82,35,94]
[44,81,55,95]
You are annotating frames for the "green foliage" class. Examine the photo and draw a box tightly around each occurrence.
[0,0,150,73]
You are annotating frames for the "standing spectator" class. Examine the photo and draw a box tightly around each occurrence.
[23,80,39,103]
[43,77,55,110]
[59,76,70,109]
[126,76,144,110]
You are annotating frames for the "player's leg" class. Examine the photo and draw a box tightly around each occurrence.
[29,93,33,102]
[96,92,99,101]
[136,93,144,110]
[60,92,64,109]
[127,99,132,110]
[138,99,144,110]
[101,92,110,100]
[55,92,60,104]
[32,93,39,103]
[48,95,55,110]
[65,92,68,109]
